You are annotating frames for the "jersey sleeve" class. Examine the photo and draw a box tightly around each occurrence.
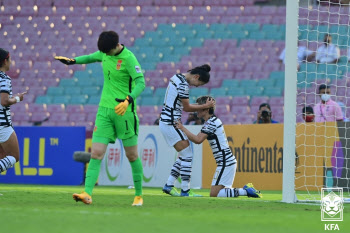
[201,121,216,135]
[0,75,11,94]
[178,82,189,99]
[125,53,144,80]
[75,51,103,64]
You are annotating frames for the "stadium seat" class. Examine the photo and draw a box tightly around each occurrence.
[47,87,65,96]
[87,96,101,105]
[141,96,161,105]
[189,88,209,97]
[264,87,283,97]
[209,87,227,97]
[245,87,264,96]
[227,88,245,96]
[52,96,71,105]
[35,96,52,104]
[222,79,240,88]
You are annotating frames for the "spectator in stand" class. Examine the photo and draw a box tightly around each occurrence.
[253,103,279,124]
[302,106,315,122]
[185,112,205,125]
[313,84,343,122]
[279,43,313,69]
[314,34,340,64]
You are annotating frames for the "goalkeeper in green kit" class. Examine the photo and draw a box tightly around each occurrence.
[55,31,145,206]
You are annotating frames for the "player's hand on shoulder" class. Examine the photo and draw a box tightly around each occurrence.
[54,56,76,65]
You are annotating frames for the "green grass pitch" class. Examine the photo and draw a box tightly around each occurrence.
[0,184,349,233]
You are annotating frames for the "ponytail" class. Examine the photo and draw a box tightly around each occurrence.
[188,64,211,84]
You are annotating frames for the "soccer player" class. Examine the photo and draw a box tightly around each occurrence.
[55,31,145,206]
[175,96,262,198]
[159,64,215,197]
[0,48,27,173]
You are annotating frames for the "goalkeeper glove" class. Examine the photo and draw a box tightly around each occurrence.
[54,56,76,65]
[115,95,134,116]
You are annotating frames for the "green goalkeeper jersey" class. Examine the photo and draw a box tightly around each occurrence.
[75,46,145,111]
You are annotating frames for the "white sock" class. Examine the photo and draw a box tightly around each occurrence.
[179,146,193,191]
[238,188,247,196]
[217,188,240,197]
[0,155,16,173]
[166,158,181,186]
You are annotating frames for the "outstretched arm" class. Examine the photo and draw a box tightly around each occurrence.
[55,51,103,65]
[181,98,215,112]
[175,120,207,144]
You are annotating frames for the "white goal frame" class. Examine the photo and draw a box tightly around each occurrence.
[282,0,299,203]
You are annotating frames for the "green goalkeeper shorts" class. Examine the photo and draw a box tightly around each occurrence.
[92,106,139,147]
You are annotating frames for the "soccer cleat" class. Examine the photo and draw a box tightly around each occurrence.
[132,196,143,206]
[162,184,180,197]
[243,183,262,198]
[72,192,92,204]
[181,189,203,197]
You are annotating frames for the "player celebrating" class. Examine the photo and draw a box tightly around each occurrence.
[175,96,262,198]
[160,64,215,197]
[55,31,145,206]
[0,48,27,173]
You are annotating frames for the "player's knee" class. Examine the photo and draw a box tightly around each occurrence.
[91,148,105,159]
[126,152,138,162]
[210,192,217,197]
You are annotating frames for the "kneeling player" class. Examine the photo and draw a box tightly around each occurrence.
[175,96,262,198]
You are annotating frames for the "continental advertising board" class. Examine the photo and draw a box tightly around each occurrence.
[202,122,349,191]
[202,124,284,190]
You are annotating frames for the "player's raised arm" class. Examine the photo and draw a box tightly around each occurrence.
[55,50,103,65]
[182,98,215,112]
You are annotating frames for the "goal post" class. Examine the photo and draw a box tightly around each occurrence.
[283,0,350,203]
[282,0,299,203]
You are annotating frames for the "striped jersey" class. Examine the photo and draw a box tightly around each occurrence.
[160,74,189,125]
[0,71,12,126]
[201,115,236,167]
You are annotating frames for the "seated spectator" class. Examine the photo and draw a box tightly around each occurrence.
[302,106,315,122]
[313,84,343,122]
[314,34,340,64]
[185,112,204,125]
[279,44,313,66]
[253,103,279,124]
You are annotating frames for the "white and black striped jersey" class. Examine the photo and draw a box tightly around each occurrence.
[201,115,236,167]
[160,73,189,125]
[0,71,13,126]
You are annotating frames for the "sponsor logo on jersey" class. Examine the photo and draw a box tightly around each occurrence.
[135,66,141,73]
[116,60,122,70]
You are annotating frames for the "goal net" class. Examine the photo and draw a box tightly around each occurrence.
[284,0,350,203]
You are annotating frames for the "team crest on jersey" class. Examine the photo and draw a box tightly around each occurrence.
[94,126,97,132]
[135,66,141,73]
[116,60,122,70]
